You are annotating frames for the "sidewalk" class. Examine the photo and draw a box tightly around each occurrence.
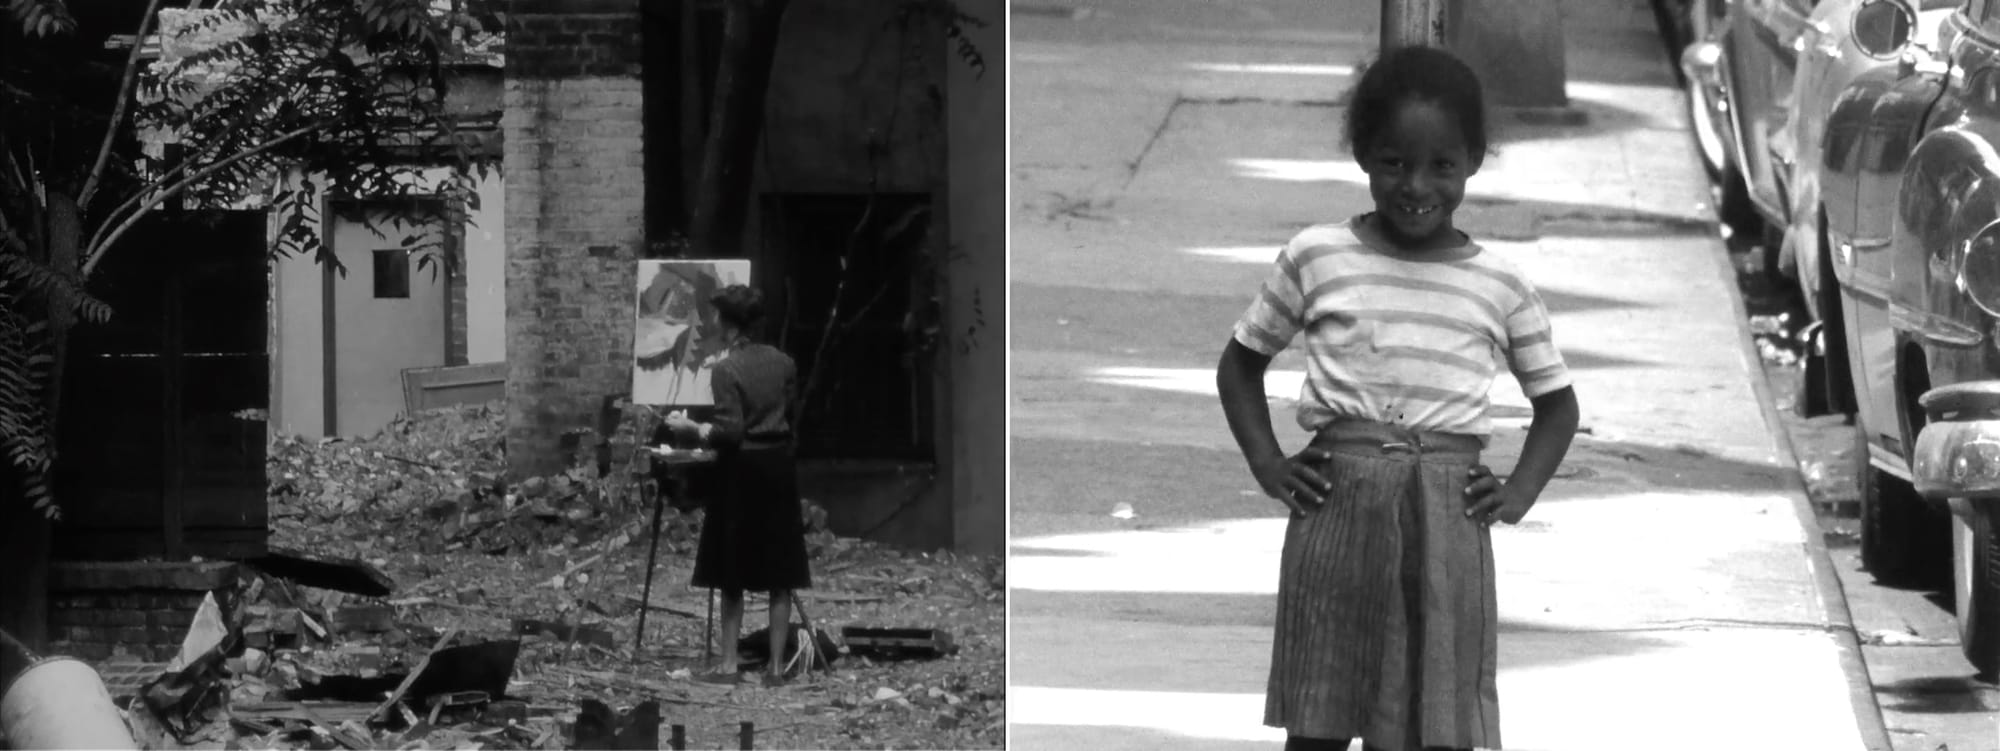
[1009,1,1884,749]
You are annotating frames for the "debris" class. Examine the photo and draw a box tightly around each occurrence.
[242,647,270,676]
[871,687,903,702]
[140,647,231,741]
[301,610,329,640]
[249,547,398,597]
[622,595,704,620]
[574,698,661,750]
[424,690,490,725]
[544,554,606,588]
[371,628,459,723]
[233,700,378,725]
[738,625,840,675]
[842,627,957,660]
[169,592,228,671]
[401,639,522,707]
[511,619,615,651]
[332,604,398,636]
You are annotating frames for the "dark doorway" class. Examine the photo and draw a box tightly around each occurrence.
[55,210,269,560]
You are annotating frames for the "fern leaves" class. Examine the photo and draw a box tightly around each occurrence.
[7,0,74,38]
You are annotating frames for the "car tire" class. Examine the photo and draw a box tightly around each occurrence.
[1857,419,1951,586]
[1719,164,1764,246]
[1959,508,2000,678]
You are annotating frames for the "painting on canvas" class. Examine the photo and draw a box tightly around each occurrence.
[632,259,752,406]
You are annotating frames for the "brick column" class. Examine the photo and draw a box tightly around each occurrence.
[503,0,646,478]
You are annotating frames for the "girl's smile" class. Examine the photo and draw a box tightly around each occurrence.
[1360,98,1480,251]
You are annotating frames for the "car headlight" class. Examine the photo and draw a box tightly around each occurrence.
[1961,219,2000,317]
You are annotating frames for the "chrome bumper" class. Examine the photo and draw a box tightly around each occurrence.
[1680,42,1725,93]
[1912,382,2000,518]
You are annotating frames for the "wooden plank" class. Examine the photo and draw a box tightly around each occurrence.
[401,362,506,414]
[371,628,458,723]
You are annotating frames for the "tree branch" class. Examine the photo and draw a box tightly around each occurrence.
[82,119,332,277]
[78,0,167,211]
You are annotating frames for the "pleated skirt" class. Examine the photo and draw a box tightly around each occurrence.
[1264,422,1501,751]
[691,445,813,593]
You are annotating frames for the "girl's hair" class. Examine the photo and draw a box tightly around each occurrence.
[1343,45,1489,161]
[710,284,764,330]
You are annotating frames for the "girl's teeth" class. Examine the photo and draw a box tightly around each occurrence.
[1401,205,1436,215]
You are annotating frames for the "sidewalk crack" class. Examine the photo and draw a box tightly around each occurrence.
[1121,95,1188,193]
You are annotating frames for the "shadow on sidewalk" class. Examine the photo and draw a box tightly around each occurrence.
[1873,675,2000,715]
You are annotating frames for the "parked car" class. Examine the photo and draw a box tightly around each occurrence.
[1816,0,2000,676]
[1782,0,1958,415]
[1681,0,1817,249]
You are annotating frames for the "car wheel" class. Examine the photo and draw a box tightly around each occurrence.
[1959,507,2000,678]
[1857,418,1951,586]
[1719,163,1764,245]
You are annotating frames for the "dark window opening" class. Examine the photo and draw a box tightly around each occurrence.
[766,193,936,462]
[373,249,411,299]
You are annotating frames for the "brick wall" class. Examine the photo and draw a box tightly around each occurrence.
[503,0,646,477]
[45,562,240,662]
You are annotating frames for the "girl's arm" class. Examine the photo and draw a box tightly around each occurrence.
[1465,385,1578,524]
[1218,339,1331,514]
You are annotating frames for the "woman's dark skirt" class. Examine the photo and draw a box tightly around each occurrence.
[691,445,813,592]
[1264,420,1501,751]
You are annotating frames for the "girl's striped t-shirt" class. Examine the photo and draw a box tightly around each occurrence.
[1232,219,1571,438]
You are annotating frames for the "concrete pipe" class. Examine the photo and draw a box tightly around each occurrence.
[0,657,137,749]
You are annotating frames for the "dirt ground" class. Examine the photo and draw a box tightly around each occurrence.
[96,401,1004,751]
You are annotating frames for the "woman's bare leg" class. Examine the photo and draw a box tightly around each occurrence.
[767,588,794,680]
[716,588,745,673]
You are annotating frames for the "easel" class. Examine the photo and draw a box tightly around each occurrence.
[623,404,825,680]
[630,404,715,654]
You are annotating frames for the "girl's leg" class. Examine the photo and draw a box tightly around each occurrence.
[715,588,745,672]
[766,588,794,681]
[1284,737,1350,751]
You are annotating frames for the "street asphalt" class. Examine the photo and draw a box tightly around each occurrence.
[1008,1,1892,749]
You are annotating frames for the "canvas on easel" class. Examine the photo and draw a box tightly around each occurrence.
[632,259,752,406]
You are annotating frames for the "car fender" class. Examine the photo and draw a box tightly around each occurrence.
[1895,124,2000,368]
[1821,73,1899,257]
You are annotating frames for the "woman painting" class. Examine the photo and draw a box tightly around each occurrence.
[664,285,814,687]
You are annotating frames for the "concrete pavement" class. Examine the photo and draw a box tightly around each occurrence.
[1009,1,1886,749]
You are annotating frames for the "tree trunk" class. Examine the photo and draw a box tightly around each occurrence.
[1381,0,1448,49]
[687,0,791,259]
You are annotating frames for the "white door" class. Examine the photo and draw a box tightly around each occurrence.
[329,208,448,437]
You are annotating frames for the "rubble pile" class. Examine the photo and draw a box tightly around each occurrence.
[268,401,701,558]
[89,547,1004,750]
[194,399,1008,748]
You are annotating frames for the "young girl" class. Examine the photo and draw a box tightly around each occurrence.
[1216,46,1580,751]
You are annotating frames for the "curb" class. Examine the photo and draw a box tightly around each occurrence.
[1706,236,1895,751]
